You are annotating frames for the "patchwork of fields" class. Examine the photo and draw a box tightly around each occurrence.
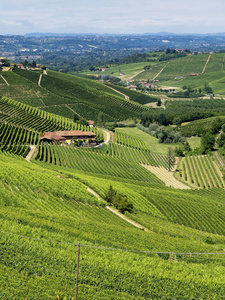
[132,53,225,94]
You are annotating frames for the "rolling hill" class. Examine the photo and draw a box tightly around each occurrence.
[1,68,225,298]
[87,52,225,95]
[0,69,159,123]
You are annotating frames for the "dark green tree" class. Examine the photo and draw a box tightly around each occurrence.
[167,146,175,171]
[201,133,215,153]
[1,58,10,67]
[175,146,184,157]
[156,98,162,107]
[104,185,117,204]
[113,194,133,214]
[79,118,89,126]
[217,133,225,148]
[73,113,79,123]
[184,141,191,152]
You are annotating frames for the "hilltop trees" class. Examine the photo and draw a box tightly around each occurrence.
[201,132,215,153]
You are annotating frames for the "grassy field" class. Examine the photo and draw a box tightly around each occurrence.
[115,127,178,154]
[83,62,152,80]
[187,136,201,149]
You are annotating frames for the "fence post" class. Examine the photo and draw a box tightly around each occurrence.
[75,242,80,300]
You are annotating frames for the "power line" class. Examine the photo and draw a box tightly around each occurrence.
[1,230,225,256]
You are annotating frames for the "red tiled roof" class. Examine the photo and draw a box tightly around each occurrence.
[40,130,96,141]
[40,132,66,141]
[56,130,96,137]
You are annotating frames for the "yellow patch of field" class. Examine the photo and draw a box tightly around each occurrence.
[142,164,191,189]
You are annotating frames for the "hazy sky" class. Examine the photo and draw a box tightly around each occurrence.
[1,0,225,35]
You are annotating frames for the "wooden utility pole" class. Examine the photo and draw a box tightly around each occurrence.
[75,242,80,300]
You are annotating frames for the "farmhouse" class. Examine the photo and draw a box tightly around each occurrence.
[40,130,96,144]
[126,85,137,90]
[189,73,201,76]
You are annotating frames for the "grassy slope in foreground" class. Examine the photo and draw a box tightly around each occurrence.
[1,151,225,298]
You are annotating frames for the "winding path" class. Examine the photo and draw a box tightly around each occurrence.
[25,145,37,162]
[101,129,110,144]
[0,74,9,86]
[105,84,129,100]
[202,54,211,74]
[87,187,150,231]
[38,74,42,86]
[152,61,170,81]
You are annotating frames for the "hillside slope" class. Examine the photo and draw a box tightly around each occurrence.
[1,151,225,298]
[0,69,153,122]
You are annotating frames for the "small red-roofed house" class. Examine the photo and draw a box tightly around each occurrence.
[40,130,96,145]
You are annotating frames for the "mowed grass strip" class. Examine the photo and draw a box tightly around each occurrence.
[142,165,190,189]
[186,136,201,150]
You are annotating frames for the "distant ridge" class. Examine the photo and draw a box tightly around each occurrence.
[23,32,225,37]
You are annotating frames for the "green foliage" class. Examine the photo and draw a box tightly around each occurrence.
[156,98,162,107]
[201,132,215,153]
[217,132,225,147]
[105,83,160,105]
[175,146,184,157]
[181,116,225,137]
[137,123,185,144]
[79,117,89,126]
[167,146,175,171]
[0,58,10,67]
[204,83,213,94]
[141,98,225,128]
[105,186,134,214]
[104,185,117,204]
[113,193,134,214]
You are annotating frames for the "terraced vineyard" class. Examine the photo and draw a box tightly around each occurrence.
[175,155,225,189]
[35,144,164,185]
[10,69,151,122]
[105,83,159,104]
[0,96,97,132]
[1,67,225,298]
[109,142,168,168]
[114,130,150,150]
[0,122,39,157]
[0,96,103,150]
